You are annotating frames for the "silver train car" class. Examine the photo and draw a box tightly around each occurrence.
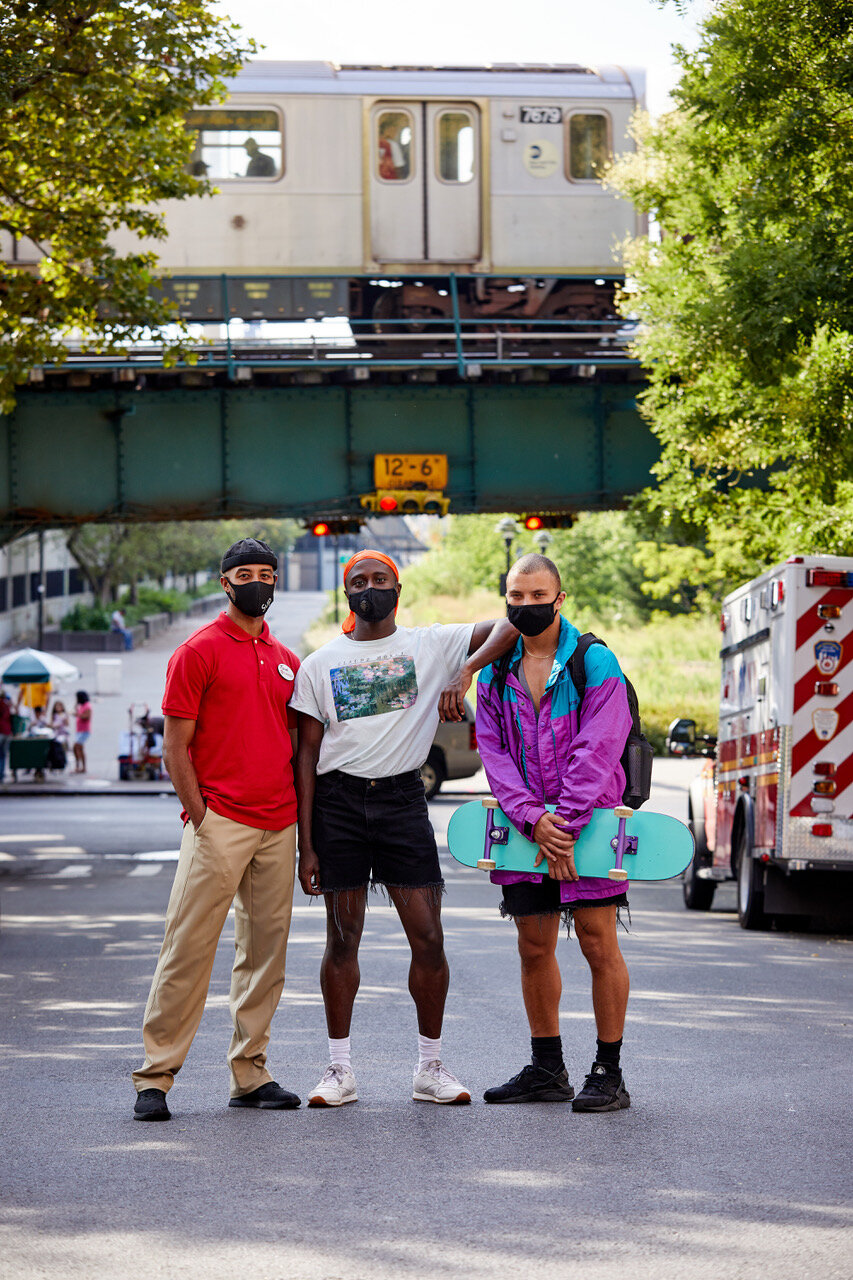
[112,61,646,327]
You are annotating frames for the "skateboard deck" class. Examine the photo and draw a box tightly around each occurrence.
[447,800,694,882]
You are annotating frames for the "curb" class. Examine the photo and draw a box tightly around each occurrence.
[0,783,175,797]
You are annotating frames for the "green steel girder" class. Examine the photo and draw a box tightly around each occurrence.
[0,382,657,540]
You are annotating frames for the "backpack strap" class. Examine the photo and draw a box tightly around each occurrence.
[567,632,606,706]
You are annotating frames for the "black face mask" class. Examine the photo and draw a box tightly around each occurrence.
[507,596,561,637]
[226,579,275,618]
[347,586,398,624]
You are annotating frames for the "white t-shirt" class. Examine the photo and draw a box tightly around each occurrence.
[291,623,474,778]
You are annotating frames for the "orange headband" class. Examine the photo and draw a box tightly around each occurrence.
[341,550,401,633]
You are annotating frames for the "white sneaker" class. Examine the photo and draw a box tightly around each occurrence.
[307,1063,357,1108]
[412,1059,471,1105]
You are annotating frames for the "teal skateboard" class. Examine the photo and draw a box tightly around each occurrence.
[447,799,694,882]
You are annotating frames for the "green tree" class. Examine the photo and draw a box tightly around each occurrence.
[402,512,653,622]
[610,0,853,585]
[67,519,223,603]
[0,2,253,411]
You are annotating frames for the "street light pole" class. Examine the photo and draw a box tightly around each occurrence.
[494,517,520,595]
[37,528,45,650]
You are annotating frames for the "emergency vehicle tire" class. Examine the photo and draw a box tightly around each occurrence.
[736,830,769,931]
[682,856,715,910]
[683,808,715,911]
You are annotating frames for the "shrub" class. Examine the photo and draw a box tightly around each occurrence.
[60,603,111,632]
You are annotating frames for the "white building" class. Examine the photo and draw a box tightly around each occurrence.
[0,530,92,648]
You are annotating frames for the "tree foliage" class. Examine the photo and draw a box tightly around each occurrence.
[67,517,301,604]
[0,2,253,410]
[610,0,853,584]
[402,512,653,622]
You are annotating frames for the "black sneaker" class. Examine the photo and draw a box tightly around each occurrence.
[228,1081,301,1110]
[484,1062,575,1104]
[571,1062,631,1112]
[133,1088,171,1122]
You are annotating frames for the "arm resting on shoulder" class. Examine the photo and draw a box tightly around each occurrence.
[163,715,206,829]
[439,618,520,722]
[295,711,325,896]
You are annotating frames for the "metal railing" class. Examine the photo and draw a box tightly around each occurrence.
[44,271,641,381]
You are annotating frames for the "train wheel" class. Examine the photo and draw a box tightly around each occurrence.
[371,292,400,334]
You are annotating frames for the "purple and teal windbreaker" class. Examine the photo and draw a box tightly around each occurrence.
[475,617,633,905]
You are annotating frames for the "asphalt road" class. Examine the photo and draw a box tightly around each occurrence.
[0,793,851,1280]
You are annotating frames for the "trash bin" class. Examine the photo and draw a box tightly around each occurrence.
[95,658,122,696]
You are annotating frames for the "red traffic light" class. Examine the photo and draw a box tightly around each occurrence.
[312,521,330,536]
[379,495,399,513]
[524,515,543,530]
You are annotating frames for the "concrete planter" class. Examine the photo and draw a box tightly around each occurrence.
[44,597,221,653]
[142,612,171,641]
[45,626,145,652]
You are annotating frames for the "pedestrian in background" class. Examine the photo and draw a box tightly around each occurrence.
[73,690,91,773]
[50,699,70,749]
[110,607,134,650]
[0,691,12,782]
[132,538,301,1122]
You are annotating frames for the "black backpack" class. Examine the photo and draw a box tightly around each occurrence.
[567,633,653,809]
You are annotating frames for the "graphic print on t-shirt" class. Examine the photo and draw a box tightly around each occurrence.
[330,655,418,722]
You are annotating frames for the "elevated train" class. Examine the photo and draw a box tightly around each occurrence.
[109,61,646,335]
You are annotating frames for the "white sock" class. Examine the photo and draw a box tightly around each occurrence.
[418,1034,442,1070]
[329,1036,351,1072]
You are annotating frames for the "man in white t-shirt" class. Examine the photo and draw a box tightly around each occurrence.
[291,549,518,1108]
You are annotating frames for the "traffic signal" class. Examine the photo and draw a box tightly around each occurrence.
[521,513,575,530]
[360,489,450,516]
[307,518,363,536]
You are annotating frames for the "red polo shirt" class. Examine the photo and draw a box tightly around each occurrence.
[162,611,299,830]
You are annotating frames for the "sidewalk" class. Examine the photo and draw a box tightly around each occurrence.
[0,591,327,796]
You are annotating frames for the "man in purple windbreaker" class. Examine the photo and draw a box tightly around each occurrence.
[474,553,633,1112]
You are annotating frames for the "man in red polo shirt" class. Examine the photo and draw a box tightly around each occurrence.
[132,538,301,1121]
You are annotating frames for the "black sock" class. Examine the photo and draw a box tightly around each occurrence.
[596,1037,622,1072]
[531,1035,564,1074]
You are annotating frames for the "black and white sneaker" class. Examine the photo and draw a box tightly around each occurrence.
[483,1062,574,1104]
[571,1062,631,1112]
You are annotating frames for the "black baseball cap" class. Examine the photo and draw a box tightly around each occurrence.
[220,538,277,573]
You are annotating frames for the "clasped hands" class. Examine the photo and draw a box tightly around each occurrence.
[533,812,579,882]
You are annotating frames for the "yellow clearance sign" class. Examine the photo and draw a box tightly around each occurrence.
[373,454,448,491]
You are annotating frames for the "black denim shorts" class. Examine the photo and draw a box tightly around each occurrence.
[501,877,628,922]
[312,769,443,893]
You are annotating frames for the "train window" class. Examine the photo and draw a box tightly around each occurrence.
[437,112,474,183]
[377,111,413,182]
[186,109,283,180]
[567,113,610,182]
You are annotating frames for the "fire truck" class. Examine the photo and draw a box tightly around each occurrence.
[668,555,853,930]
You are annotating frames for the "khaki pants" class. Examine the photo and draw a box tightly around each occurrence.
[132,808,296,1098]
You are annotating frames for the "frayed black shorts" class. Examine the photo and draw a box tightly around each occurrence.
[500,877,628,923]
[312,769,443,893]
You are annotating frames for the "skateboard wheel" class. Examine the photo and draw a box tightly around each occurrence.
[482,797,500,810]
[608,868,629,881]
[477,858,497,871]
[613,806,633,819]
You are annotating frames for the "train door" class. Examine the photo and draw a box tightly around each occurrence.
[369,102,481,263]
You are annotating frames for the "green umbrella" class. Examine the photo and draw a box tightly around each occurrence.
[0,648,80,685]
